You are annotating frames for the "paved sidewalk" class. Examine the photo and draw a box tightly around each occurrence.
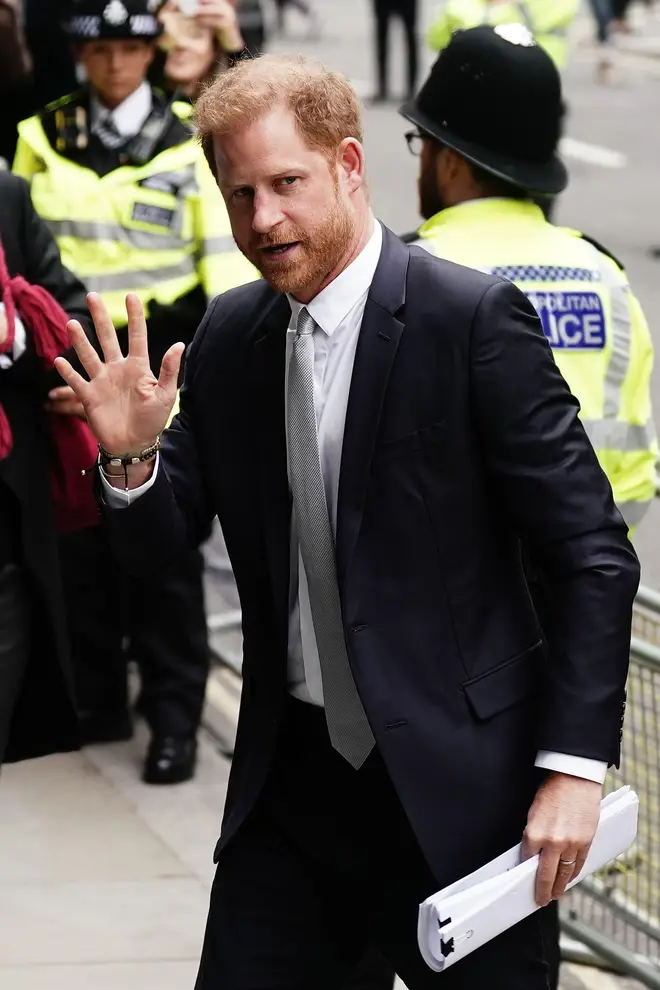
[0,725,229,990]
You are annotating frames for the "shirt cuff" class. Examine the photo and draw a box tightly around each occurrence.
[535,751,607,784]
[0,308,26,368]
[100,453,159,507]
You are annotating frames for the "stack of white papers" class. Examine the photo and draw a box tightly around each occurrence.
[418,785,639,972]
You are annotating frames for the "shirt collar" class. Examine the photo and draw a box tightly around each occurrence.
[90,81,153,138]
[287,217,383,336]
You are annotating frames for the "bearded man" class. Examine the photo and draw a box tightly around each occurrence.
[57,53,638,990]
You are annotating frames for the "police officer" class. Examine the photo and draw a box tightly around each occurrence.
[426,0,579,71]
[401,25,656,539]
[12,0,257,785]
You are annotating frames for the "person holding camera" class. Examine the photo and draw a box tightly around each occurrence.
[156,0,248,98]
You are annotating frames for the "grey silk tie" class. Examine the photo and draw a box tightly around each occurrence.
[287,308,376,769]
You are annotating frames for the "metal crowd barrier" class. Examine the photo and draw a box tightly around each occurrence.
[559,473,660,985]
[560,585,660,986]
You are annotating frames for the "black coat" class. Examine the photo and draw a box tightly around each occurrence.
[104,226,639,883]
[0,171,88,762]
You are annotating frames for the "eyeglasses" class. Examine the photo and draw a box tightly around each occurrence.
[405,130,424,157]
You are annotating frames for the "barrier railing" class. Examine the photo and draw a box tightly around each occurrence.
[558,473,660,982]
[559,589,660,986]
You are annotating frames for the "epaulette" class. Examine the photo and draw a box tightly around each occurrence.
[400,230,421,244]
[40,90,89,153]
[574,231,625,273]
[42,89,85,118]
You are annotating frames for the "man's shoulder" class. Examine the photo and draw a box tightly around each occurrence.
[210,278,275,319]
[197,279,278,350]
[406,240,503,303]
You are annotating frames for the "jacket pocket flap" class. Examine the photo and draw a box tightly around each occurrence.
[461,641,544,721]
[374,420,447,463]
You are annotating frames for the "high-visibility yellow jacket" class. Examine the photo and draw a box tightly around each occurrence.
[427,0,580,71]
[412,198,657,532]
[12,94,257,327]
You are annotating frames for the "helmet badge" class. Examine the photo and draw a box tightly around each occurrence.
[494,23,536,47]
[103,0,129,25]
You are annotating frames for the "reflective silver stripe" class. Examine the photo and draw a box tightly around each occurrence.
[582,418,656,452]
[617,499,653,528]
[47,219,192,252]
[203,235,239,255]
[599,255,633,420]
[84,257,197,293]
[143,165,198,195]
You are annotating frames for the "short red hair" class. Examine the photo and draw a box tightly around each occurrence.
[195,53,364,176]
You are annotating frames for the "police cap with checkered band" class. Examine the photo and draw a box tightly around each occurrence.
[64,0,164,43]
[400,24,568,197]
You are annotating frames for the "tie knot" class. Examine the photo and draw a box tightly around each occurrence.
[296,308,316,337]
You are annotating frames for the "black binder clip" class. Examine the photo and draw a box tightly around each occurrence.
[441,937,455,958]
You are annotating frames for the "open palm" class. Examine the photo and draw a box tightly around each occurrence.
[55,293,184,456]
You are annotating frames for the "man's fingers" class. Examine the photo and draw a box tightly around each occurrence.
[87,292,123,363]
[46,399,86,418]
[521,828,542,862]
[46,384,86,417]
[67,319,103,378]
[48,386,76,402]
[156,342,185,399]
[53,356,92,401]
[126,292,149,361]
[571,852,588,885]
[535,848,560,907]
[551,848,581,900]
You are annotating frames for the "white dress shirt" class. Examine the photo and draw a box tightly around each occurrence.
[101,216,605,784]
[0,304,26,368]
[90,80,153,138]
[285,218,383,705]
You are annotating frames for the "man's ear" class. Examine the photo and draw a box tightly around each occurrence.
[337,137,365,195]
[440,147,463,182]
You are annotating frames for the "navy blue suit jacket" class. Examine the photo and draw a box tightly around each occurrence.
[104,225,639,884]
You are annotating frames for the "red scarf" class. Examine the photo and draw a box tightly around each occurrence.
[0,239,99,533]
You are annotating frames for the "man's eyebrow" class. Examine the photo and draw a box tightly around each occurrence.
[221,165,312,188]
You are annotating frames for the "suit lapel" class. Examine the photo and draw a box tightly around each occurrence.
[336,226,410,589]
[248,293,292,627]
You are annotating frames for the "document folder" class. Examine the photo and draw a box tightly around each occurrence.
[418,785,639,972]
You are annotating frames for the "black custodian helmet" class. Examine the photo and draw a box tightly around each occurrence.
[64,0,164,43]
[400,24,568,197]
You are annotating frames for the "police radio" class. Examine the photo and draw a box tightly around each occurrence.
[54,105,89,154]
